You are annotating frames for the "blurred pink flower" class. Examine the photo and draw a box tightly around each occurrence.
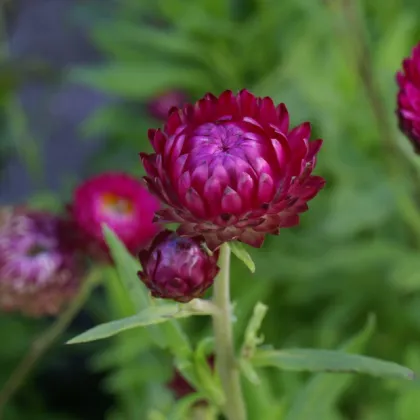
[147,90,187,120]
[0,207,84,316]
[396,42,420,152]
[71,172,161,257]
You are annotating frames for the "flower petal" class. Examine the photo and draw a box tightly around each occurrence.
[221,187,243,214]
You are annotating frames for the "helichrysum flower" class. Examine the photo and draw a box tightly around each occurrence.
[148,90,187,120]
[396,43,420,152]
[71,172,161,256]
[141,89,325,250]
[0,207,83,316]
[138,230,219,303]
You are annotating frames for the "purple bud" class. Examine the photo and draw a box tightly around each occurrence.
[138,231,219,303]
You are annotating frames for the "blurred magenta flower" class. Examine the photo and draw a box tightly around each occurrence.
[0,207,83,316]
[147,90,187,120]
[141,89,325,250]
[138,230,219,303]
[396,43,420,152]
[71,172,161,256]
[168,355,215,400]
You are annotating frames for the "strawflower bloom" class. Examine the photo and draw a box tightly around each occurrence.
[148,90,187,120]
[141,89,325,250]
[138,230,219,303]
[396,42,420,152]
[0,207,83,316]
[71,172,161,256]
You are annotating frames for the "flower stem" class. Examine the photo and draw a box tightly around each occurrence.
[0,270,101,418]
[212,243,247,420]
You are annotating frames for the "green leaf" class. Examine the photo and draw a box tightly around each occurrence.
[102,224,148,311]
[241,302,268,357]
[324,181,394,239]
[92,23,203,61]
[252,348,414,381]
[395,348,420,420]
[193,337,223,405]
[285,315,376,420]
[67,304,190,344]
[390,254,420,292]
[69,64,210,99]
[240,359,260,385]
[229,242,255,273]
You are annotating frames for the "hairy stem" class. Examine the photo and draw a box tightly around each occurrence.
[212,243,247,420]
[0,271,100,418]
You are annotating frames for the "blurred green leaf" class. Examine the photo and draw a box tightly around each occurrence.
[193,337,223,404]
[70,64,210,98]
[389,254,420,292]
[324,182,394,238]
[252,348,414,380]
[92,23,203,61]
[102,224,148,311]
[394,348,420,420]
[285,315,376,420]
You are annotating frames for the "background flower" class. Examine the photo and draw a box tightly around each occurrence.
[396,42,420,152]
[0,207,83,316]
[167,355,215,401]
[147,90,187,121]
[71,172,161,257]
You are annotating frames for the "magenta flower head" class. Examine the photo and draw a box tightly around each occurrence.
[141,89,325,250]
[148,90,187,120]
[0,207,83,316]
[71,172,161,256]
[138,230,219,303]
[396,43,420,152]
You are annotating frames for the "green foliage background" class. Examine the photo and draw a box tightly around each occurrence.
[2,0,420,419]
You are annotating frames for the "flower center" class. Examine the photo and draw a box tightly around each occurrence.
[101,193,134,216]
[209,124,243,153]
[190,122,255,163]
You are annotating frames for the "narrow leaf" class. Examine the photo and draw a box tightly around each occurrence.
[285,315,376,420]
[252,348,415,381]
[229,241,255,273]
[102,224,148,310]
[67,304,185,344]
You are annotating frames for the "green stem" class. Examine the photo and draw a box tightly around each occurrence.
[212,244,247,420]
[0,270,101,418]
